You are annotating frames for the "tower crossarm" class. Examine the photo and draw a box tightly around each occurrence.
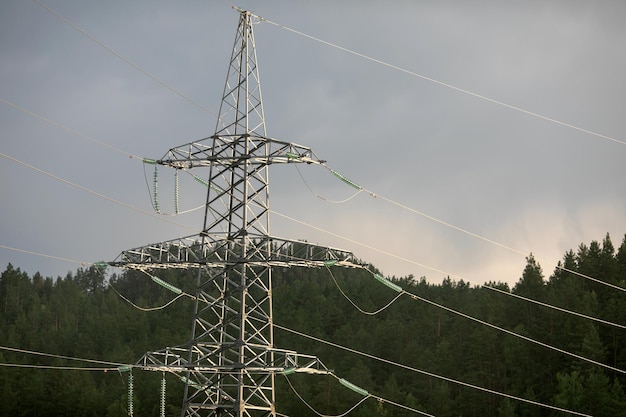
[139,346,332,376]
[109,233,361,270]
[156,134,324,170]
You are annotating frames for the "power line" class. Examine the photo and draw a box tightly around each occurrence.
[254,12,626,148]
[314,161,626,293]
[31,0,219,119]
[1,98,137,159]
[0,244,86,266]
[325,265,626,375]
[0,345,127,368]
[5,3,621,296]
[0,362,119,372]
[274,324,591,417]
[0,151,197,234]
[2,148,623,335]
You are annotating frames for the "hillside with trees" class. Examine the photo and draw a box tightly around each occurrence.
[1,233,625,416]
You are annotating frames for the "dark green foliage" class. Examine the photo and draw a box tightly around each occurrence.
[0,233,625,416]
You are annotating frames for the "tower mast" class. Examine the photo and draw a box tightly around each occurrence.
[110,9,360,416]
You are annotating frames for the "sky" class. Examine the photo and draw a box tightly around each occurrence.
[1,0,625,288]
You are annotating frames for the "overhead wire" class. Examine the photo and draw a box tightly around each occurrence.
[0,244,87,267]
[31,0,219,119]
[310,161,626,294]
[4,94,620,298]
[0,362,119,372]
[283,372,437,417]
[3,5,622,414]
[283,374,372,417]
[8,2,622,295]
[0,345,128,368]
[0,151,198,234]
[4,144,621,335]
[253,12,626,148]
[325,266,403,315]
[375,267,625,374]
[3,144,624,338]
[274,324,592,417]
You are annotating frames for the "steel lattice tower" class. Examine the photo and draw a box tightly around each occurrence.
[110,9,360,417]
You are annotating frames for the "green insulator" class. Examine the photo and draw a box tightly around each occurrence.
[153,167,159,211]
[174,170,179,214]
[324,260,338,267]
[331,170,362,190]
[160,374,166,417]
[373,273,403,293]
[142,158,157,165]
[210,183,224,194]
[128,372,134,417]
[117,365,132,372]
[286,152,300,159]
[283,367,296,375]
[193,174,209,187]
[339,378,369,396]
[179,375,201,390]
[93,261,108,271]
[151,276,183,295]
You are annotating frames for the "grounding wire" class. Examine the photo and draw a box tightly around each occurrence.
[32,0,219,119]
[254,12,626,148]
[274,324,592,417]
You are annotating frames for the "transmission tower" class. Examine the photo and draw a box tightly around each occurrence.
[110,8,360,417]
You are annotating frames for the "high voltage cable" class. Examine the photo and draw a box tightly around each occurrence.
[0,345,127,368]
[2,147,623,334]
[370,267,625,374]
[253,12,626,148]
[0,151,197,234]
[312,161,626,293]
[0,363,120,372]
[5,0,624,388]
[274,325,591,417]
[283,373,437,417]
[275,209,626,331]
[0,98,138,159]
[31,0,219,119]
[4,1,622,295]
[325,265,626,375]
[3,93,621,296]
[0,244,86,267]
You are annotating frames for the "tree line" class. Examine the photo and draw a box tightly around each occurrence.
[0,233,625,416]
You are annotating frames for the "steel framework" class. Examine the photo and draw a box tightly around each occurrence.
[110,9,360,417]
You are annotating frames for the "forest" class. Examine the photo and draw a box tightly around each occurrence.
[1,232,625,417]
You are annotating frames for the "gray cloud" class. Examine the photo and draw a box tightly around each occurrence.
[1,1,624,285]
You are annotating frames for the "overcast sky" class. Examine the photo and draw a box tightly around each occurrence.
[1,0,625,287]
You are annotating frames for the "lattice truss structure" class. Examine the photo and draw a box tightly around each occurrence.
[110,9,361,417]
